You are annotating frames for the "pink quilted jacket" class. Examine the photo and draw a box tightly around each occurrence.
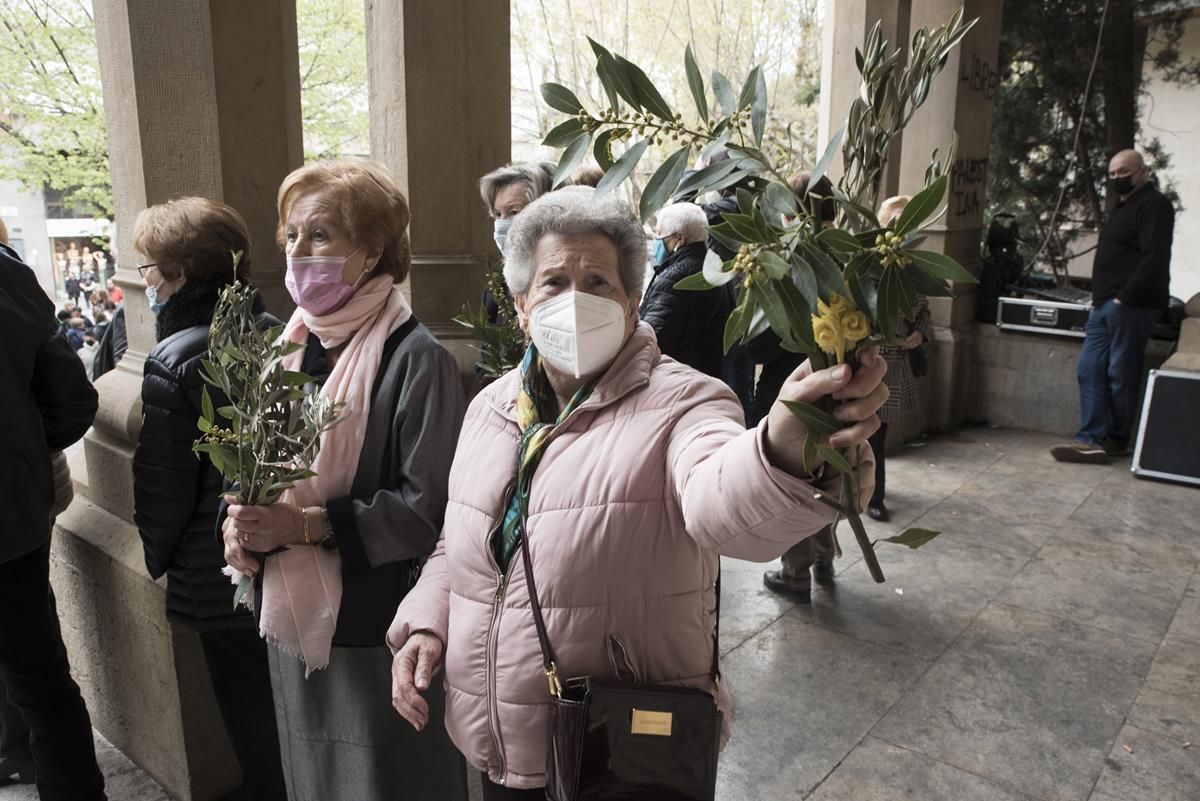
[388,322,873,789]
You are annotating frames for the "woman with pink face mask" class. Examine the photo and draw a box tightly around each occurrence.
[220,159,468,801]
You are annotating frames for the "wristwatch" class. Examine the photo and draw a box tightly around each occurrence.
[318,508,338,550]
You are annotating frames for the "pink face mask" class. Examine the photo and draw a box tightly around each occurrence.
[285,249,361,316]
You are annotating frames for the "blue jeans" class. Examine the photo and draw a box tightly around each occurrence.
[1075,299,1159,446]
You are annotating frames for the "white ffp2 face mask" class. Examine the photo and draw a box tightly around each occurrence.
[529,290,628,379]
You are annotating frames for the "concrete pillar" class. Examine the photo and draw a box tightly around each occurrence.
[65,2,304,799]
[817,0,911,203]
[896,0,1003,431]
[365,0,511,374]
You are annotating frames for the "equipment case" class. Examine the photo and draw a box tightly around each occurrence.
[1132,369,1200,487]
[996,297,1091,338]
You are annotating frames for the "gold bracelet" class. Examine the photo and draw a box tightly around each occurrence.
[302,507,312,545]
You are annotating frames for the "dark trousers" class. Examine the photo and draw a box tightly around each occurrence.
[868,421,889,506]
[0,590,53,765]
[779,525,836,587]
[198,626,288,801]
[1075,299,1159,446]
[480,773,545,800]
[0,543,105,800]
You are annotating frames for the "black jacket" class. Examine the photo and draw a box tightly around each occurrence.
[0,248,98,564]
[93,304,128,379]
[133,280,274,629]
[639,241,736,378]
[1092,183,1175,309]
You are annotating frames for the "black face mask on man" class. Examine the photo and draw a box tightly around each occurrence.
[1110,175,1136,197]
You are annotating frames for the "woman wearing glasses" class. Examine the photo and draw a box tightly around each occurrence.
[131,197,287,801]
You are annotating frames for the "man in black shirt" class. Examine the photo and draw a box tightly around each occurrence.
[1051,150,1174,463]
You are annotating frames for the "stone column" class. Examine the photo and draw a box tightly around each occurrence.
[897,0,1003,431]
[64,2,303,799]
[365,0,511,374]
[817,0,911,202]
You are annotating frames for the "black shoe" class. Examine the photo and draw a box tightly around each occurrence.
[1049,442,1110,464]
[762,570,811,603]
[813,561,836,586]
[867,502,889,522]
[1102,437,1130,457]
[0,753,35,785]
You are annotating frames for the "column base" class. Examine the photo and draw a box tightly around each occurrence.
[50,491,240,801]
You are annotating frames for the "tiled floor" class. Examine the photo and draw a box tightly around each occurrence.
[2,427,1196,801]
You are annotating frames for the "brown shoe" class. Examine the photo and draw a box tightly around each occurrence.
[1049,442,1110,464]
[763,570,811,603]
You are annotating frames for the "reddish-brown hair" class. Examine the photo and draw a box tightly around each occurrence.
[276,159,411,283]
[132,197,251,282]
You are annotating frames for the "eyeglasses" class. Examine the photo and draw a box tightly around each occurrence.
[136,262,158,277]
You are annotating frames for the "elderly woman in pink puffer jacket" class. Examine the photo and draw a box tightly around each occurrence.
[389,186,887,799]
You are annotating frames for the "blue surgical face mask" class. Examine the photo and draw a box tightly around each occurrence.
[146,283,166,315]
[652,237,669,266]
[493,218,513,254]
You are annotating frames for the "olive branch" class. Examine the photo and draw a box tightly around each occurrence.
[540,10,980,581]
[192,255,342,605]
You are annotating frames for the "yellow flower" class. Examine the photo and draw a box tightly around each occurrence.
[817,293,850,318]
[811,311,849,362]
[840,310,871,344]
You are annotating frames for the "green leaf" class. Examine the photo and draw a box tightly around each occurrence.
[675,155,742,197]
[232,574,254,609]
[281,370,313,387]
[639,146,691,222]
[894,174,946,235]
[776,277,817,349]
[846,253,881,319]
[540,83,585,115]
[553,132,592,187]
[715,213,762,244]
[782,400,842,435]
[594,136,650,199]
[711,70,737,114]
[816,227,862,254]
[758,250,790,281]
[737,65,760,111]
[706,225,745,256]
[751,67,768,145]
[723,291,752,353]
[735,187,755,216]
[702,250,737,287]
[593,129,619,170]
[762,181,798,222]
[745,303,770,340]
[797,241,848,299]
[790,259,819,310]
[802,430,820,475]
[809,119,846,190]
[674,271,716,291]
[816,445,854,474]
[876,264,904,342]
[596,51,640,110]
[880,527,941,550]
[542,118,585,148]
[906,249,978,284]
[904,261,956,297]
[201,387,215,424]
[684,44,708,120]
[616,56,673,120]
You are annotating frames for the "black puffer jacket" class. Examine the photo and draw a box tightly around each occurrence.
[639,241,736,378]
[1,247,97,564]
[133,280,275,629]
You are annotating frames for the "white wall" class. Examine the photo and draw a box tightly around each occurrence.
[1142,12,1200,303]
[0,179,55,298]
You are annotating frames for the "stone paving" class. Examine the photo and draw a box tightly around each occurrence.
[2,427,1197,801]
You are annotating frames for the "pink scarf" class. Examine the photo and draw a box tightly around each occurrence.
[248,273,411,674]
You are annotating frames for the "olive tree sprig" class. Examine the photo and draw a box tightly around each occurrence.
[539,12,979,582]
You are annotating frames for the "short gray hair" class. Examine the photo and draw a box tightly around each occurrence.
[655,202,708,244]
[478,162,553,213]
[503,186,647,297]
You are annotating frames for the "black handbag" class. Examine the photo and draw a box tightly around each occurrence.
[517,528,723,801]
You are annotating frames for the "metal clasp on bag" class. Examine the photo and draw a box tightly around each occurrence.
[546,661,563,698]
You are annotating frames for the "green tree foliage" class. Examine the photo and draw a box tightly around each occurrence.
[988,0,1200,269]
[0,0,110,216]
[0,0,370,217]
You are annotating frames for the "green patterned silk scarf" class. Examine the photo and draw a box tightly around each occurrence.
[493,344,597,572]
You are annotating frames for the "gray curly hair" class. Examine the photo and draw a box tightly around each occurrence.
[503,186,647,297]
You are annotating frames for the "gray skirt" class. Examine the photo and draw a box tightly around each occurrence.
[268,643,467,801]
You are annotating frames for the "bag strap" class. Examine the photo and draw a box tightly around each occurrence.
[517,516,722,698]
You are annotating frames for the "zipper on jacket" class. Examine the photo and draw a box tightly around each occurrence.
[484,542,512,784]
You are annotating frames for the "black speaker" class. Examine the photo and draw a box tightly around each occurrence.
[1132,370,1200,487]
